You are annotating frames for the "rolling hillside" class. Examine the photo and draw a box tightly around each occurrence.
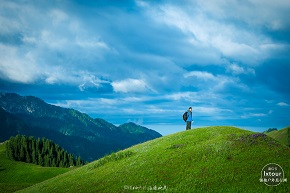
[0,143,70,193]
[18,126,290,192]
[265,126,290,147]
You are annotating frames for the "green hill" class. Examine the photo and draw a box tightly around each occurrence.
[0,143,70,193]
[265,126,290,147]
[18,126,290,192]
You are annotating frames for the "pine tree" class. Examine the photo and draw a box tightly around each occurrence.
[30,136,36,155]
[14,135,21,160]
[38,154,43,166]
[36,138,41,155]
[59,160,64,168]
[32,149,37,164]
[44,155,50,167]
[6,141,14,160]
[69,154,74,167]
[20,146,25,161]
[57,151,61,165]
[26,153,31,163]
[63,153,68,168]
[76,156,81,166]
[52,158,56,167]
[50,144,56,161]
[21,135,28,161]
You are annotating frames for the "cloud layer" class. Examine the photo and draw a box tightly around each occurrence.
[1,0,289,130]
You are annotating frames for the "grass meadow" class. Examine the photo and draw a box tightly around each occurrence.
[17,126,290,192]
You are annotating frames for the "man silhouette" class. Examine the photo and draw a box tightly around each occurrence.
[186,107,193,130]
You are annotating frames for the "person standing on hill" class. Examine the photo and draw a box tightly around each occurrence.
[186,107,193,130]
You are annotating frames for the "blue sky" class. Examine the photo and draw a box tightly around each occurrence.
[0,0,290,133]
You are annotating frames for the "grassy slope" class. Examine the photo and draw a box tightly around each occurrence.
[0,143,70,193]
[266,126,290,147]
[19,126,290,193]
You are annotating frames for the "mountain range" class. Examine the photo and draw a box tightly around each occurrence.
[0,92,162,161]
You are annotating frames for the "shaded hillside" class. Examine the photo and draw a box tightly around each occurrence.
[265,126,290,147]
[0,107,30,141]
[19,126,290,193]
[0,92,161,161]
[0,143,69,193]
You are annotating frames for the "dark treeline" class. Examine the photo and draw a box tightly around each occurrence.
[5,135,85,167]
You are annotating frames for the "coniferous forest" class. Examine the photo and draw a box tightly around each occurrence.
[5,135,85,167]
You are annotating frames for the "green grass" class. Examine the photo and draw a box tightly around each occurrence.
[266,126,290,147]
[17,126,290,192]
[0,142,70,193]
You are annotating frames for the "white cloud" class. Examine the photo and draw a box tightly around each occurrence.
[43,66,78,85]
[183,70,250,93]
[0,1,32,34]
[52,96,160,117]
[76,39,109,50]
[251,113,267,117]
[193,106,233,120]
[39,29,71,50]
[135,0,149,8]
[277,102,290,107]
[0,44,39,83]
[0,1,114,86]
[78,74,110,91]
[53,98,112,115]
[112,78,151,93]
[165,92,197,102]
[195,0,290,30]
[226,63,255,75]
[184,71,216,80]
[49,9,69,26]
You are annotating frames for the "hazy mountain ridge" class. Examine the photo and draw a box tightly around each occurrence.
[0,92,162,161]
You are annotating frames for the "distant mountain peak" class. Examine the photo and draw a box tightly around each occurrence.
[121,122,138,126]
[118,122,162,140]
